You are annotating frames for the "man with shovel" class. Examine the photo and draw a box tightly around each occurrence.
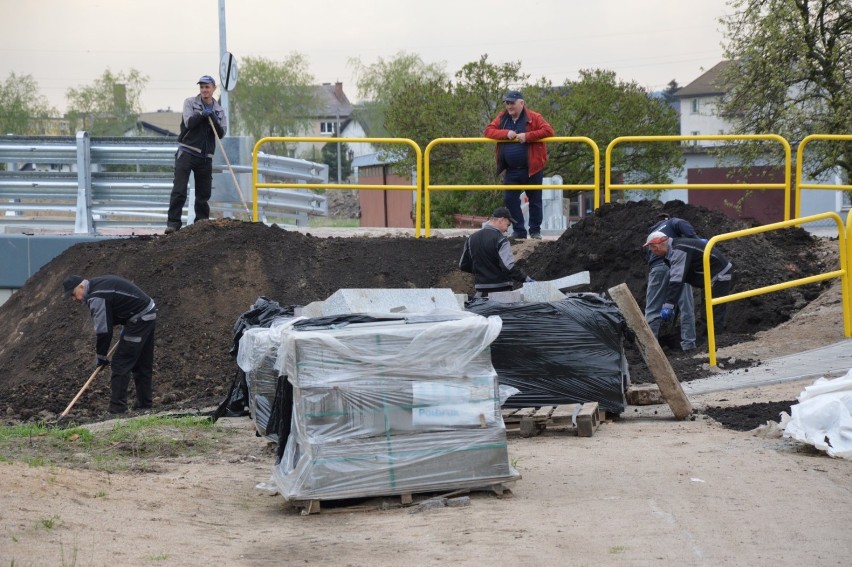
[63,275,157,414]
[165,74,228,234]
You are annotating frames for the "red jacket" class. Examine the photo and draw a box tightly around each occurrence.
[483,107,554,176]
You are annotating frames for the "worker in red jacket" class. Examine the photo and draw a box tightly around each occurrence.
[484,90,554,240]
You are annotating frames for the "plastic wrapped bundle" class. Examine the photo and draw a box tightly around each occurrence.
[236,318,301,441]
[271,312,520,501]
[466,294,627,413]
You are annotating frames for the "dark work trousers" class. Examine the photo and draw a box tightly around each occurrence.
[503,169,544,237]
[109,316,156,413]
[709,278,733,332]
[167,151,213,228]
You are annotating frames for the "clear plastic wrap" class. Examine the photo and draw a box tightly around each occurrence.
[270,313,521,501]
[237,318,302,441]
[466,294,628,414]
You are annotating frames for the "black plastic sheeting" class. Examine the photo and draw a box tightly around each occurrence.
[466,294,628,414]
[212,297,295,422]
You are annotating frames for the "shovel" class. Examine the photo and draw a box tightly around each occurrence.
[57,341,120,423]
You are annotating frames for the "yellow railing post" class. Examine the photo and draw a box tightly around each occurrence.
[605,135,792,221]
[251,137,424,236]
[795,134,852,219]
[704,212,850,366]
[423,137,600,237]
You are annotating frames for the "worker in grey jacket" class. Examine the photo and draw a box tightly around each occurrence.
[165,75,228,234]
[644,232,734,333]
[64,274,157,414]
[460,207,535,297]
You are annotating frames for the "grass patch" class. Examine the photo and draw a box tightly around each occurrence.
[0,415,228,473]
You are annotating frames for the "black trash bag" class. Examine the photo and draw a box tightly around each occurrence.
[212,297,296,422]
[466,294,628,414]
[268,374,294,464]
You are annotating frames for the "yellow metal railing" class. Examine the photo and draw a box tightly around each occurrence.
[704,212,851,366]
[422,137,600,237]
[794,134,852,219]
[251,137,423,236]
[605,135,793,220]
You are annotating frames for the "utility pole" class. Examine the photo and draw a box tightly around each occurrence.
[217,0,229,119]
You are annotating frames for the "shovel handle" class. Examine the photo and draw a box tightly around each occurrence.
[60,341,120,418]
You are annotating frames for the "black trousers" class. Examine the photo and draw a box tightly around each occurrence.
[109,317,156,413]
[167,151,213,227]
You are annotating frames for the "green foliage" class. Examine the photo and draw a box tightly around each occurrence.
[66,68,147,135]
[230,54,322,153]
[350,51,448,139]
[720,0,852,179]
[361,55,681,226]
[321,138,353,182]
[0,72,57,135]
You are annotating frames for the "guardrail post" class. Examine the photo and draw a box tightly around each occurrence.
[75,131,94,235]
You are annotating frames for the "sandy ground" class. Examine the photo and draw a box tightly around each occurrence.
[2,376,851,567]
[2,255,850,567]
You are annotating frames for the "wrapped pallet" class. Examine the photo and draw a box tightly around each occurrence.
[270,312,520,501]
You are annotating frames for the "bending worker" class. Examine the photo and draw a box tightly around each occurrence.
[643,231,734,332]
[460,207,535,297]
[644,213,700,351]
[63,274,157,414]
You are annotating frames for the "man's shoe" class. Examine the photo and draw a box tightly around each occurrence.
[529,233,542,240]
[510,232,527,240]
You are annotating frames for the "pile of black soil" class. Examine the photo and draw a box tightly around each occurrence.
[0,200,829,426]
[703,401,796,431]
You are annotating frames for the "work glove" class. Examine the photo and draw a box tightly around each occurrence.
[200,106,214,118]
[525,276,536,283]
[699,238,708,244]
[660,304,675,322]
[95,356,110,371]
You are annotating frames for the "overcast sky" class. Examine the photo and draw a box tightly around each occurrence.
[3,0,732,114]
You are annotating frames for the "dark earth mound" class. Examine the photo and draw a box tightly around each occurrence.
[703,400,796,431]
[0,200,829,427]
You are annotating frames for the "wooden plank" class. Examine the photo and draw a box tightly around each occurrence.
[576,402,599,437]
[549,404,580,426]
[607,283,693,419]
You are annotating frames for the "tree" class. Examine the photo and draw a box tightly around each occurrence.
[720,0,852,180]
[66,68,147,135]
[350,52,448,139]
[321,138,353,182]
[0,72,57,135]
[230,54,322,153]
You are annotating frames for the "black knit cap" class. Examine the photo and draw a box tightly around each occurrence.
[63,275,83,298]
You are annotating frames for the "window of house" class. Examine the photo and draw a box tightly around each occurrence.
[320,122,336,134]
[690,131,700,146]
[691,99,699,113]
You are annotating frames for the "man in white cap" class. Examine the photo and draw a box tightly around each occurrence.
[165,75,228,234]
[643,231,734,332]
[644,213,701,351]
[459,206,536,297]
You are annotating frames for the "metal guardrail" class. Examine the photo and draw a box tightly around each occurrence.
[422,137,600,237]
[0,133,328,234]
[703,212,851,366]
[605,134,793,220]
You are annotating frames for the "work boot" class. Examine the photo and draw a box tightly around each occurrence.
[164,224,180,235]
[510,232,527,240]
[529,233,542,240]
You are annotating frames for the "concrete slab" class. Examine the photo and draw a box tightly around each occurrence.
[321,288,462,316]
[682,339,852,395]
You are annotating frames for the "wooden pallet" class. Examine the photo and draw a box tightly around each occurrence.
[502,402,602,438]
[288,484,513,516]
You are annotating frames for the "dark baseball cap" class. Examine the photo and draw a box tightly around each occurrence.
[503,90,523,102]
[492,207,517,223]
[63,275,84,298]
[197,75,216,86]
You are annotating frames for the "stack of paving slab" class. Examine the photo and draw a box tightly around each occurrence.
[268,311,520,501]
